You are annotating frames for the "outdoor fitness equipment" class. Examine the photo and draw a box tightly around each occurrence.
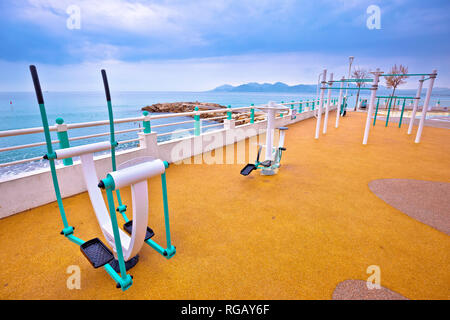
[29,65,175,291]
[359,99,368,109]
[241,102,289,176]
[363,70,437,144]
[314,68,437,144]
[372,95,419,128]
[315,69,374,139]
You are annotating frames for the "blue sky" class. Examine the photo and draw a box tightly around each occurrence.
[0,0,449,91]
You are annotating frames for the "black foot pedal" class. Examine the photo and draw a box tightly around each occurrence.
[240,163,256,176]
[80,238,114,268]
[123,220,154,241]
[109,255,139,273]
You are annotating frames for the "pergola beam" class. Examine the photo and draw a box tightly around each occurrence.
[321,87,373,90]
[376,96,419,99]
[330,79,373,83]
[379,73,434,77]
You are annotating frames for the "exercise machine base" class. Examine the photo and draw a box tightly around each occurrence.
[261,168,276,176]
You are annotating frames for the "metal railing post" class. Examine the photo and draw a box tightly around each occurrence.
[55,117,73,166]
[142,111,151,133]
[291,101,295,119]
[194,106,201,136]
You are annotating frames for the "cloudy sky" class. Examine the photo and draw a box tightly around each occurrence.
[0,0,449,91]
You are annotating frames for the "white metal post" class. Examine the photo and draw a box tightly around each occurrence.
[335,77,344,128]
[278,130,286,148]
[265,101,276,160]
[316,72,322,104]
[362,69,380,145]
[323,73,333,134]
[315,69,327,139]
[415,70,437,143]
[407,76,424,135]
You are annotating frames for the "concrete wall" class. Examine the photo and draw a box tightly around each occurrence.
[0,107,334,218]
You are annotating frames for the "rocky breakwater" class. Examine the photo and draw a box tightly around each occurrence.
[141,102,264,124]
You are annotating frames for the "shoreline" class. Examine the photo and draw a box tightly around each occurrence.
[142,101,265,123]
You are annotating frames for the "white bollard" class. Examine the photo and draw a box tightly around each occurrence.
[407,76,424,135]
[335,77,344,128]
[415,70,437,143]
[315,69,327,139]
[278,129,286,149]
[265,101,276,161]
[362,69,381,145]
[323,73,333,134]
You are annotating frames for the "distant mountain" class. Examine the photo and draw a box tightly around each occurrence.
[212,84,235,92]
[210,82,317,93]
[209,82,450,96]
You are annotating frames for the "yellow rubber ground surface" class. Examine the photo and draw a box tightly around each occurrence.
[0,111,449,299]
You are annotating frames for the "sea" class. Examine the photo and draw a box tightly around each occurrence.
[0,91,444,178]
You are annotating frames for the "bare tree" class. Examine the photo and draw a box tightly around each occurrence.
[351,67,369,111]
[385,64,409,109]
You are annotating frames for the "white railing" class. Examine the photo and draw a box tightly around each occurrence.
[0,99,327,169]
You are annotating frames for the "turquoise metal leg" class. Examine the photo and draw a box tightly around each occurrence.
[385,98,393,127]
[373,98,380,126]
[399,99,406,128]
[161,173,172,249]
[143,171,176,258]
[66,234,85,246]
[105,188,133,290]
[115,190,129,222]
